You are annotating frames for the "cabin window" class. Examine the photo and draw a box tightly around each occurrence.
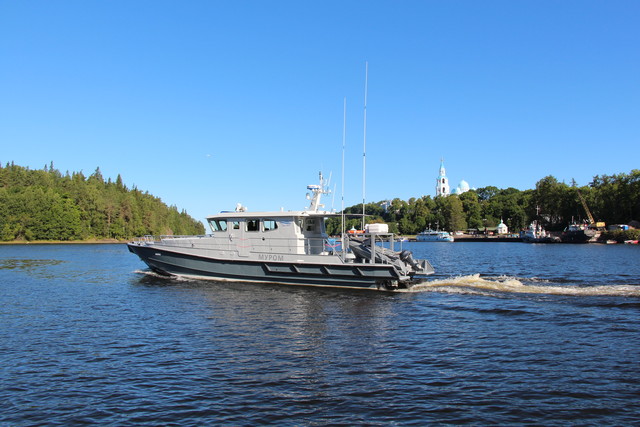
[263,219,278,231]
[246,219,260,232]
[304,219,316,232]
[209,219,227,232]
[232,221,241,230]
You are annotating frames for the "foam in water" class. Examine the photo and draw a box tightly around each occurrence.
[409,274,640,297]
[134,269,193,282]
[134,270,640,297]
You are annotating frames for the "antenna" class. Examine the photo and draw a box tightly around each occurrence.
[341,97,347,251]
[326,171,334,209]
[362,61,368,230]
[332,182,336,211]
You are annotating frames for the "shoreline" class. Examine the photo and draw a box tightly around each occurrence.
[2,236,634,245]
[0,239,127,245]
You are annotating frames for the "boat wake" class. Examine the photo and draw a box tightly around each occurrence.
[133,269,194,282]
[134,269,640,297]
[409,274,640,297]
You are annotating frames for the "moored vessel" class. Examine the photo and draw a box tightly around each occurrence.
[128,176,434,290]
[521,222,560,243]
[560,222,599,243]
[561,186,605,243]
[416,229,454,242]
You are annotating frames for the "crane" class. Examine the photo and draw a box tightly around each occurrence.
[576,187,596,225]
[575,185,605,229]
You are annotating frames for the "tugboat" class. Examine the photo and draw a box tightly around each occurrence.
[560,222,598,243]
[560,186,604,243]
[521,221,560,243]
[128,174,434,290]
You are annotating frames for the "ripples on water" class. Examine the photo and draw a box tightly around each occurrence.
[1,243,639,425]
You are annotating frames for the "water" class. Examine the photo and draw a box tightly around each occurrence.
[1,243,639,425]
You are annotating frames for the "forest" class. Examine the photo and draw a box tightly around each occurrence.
[0,162,205,241]
[1,163,638,242]
[326,170,640,239]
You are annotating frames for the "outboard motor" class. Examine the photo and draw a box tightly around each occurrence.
[400,250,422,271]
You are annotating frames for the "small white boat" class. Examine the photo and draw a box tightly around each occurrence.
[416,229,454,242]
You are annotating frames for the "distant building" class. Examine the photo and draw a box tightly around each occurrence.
[453,180,471,195]
[497,219,509,235]
[435,159,450,197]
[436,159,473,197]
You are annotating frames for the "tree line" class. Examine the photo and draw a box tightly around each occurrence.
[2,162,638,242]
[0,162,205,241]
[327,170,640,237]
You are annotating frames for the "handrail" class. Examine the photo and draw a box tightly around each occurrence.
[132,232,401,268]
[133,235,209,243]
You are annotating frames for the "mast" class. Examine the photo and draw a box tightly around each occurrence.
[362,61,368,230]
[341,97,346,251]
[306,172,329,212]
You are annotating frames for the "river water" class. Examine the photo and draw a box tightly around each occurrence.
[1,242,639,425]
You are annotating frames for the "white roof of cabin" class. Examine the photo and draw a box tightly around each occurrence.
[206,210,338,220]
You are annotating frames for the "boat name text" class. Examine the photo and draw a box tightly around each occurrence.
[259,254,285,261]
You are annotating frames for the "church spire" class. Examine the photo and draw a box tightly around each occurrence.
[439,157,446,177]
[436,158,450,197]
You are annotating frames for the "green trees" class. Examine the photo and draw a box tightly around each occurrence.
[0,163,205,241]
[459,191,483,229]
[3,162,638,241]
[590,170,640,226]
[441,195,467,232]
[475,187,529,232]
[525,171,640,231]
[324,169,639,236]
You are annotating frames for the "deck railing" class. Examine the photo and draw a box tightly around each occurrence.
[132,233,404,267]
[134,234,208,243]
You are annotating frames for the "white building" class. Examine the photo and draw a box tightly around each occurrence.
[435,159,450,197]
[454,180,471,195]
[436,159,473,197]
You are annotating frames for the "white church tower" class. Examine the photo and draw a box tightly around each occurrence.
[436,158,450,197]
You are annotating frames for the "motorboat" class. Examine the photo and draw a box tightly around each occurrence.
[128,175,434,290]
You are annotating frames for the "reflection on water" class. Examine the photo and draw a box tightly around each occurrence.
[1,243,640,425]
[0,258,65,270]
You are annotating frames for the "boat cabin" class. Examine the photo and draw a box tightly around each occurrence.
[206,211,336,256]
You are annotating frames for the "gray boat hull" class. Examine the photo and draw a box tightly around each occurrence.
[560,229,598,243]
[128,243,419,290]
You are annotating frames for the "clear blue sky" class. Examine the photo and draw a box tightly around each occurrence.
[1,1,638,223]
